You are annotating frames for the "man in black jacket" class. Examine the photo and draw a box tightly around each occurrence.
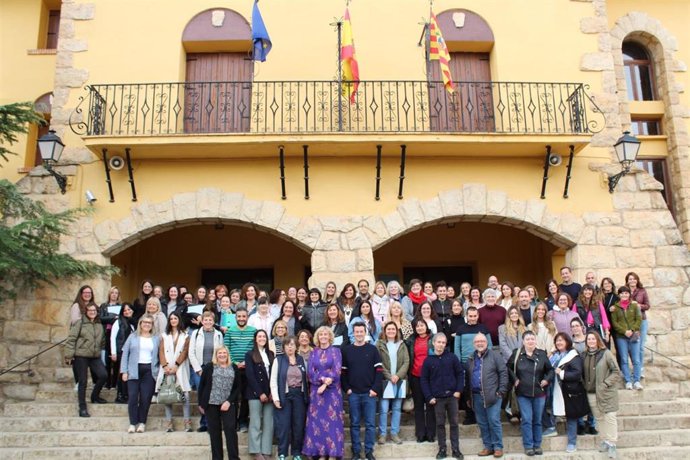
[468,333,508,458]
[421,333,465,460]
[342,322,383,460]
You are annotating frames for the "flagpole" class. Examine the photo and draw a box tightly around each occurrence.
[337,20,343,132]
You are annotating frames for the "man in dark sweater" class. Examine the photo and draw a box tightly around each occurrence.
[478,291,506,346]
[517,290,535,327]
[559,266,582,302]
[421,333,465,460]
[342,322,383,460]
[454,307,493,425]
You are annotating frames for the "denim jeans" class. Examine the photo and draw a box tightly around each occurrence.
[379,398,403,436]
[517,395,546,449]
[472,393,503,450]
[615,336,641,383]
[640,319,648,375]
[190,370,207,428]
[274,388,306,456]
[349,392,377,455]
[541,376,555,430]
[566,417,578,447]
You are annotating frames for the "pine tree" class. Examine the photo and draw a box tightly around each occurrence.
[0,102,45,165]
[0,102,115,301]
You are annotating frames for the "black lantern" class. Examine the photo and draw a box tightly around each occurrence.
[608,131,641,193]
[37,130,67,194]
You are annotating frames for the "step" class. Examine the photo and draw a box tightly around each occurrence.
[2,444,690,460]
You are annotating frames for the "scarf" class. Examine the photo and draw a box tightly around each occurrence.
[408,291,427,305]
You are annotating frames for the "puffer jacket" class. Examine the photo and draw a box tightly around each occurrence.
[507,347,554,398]
[64,315,105,359]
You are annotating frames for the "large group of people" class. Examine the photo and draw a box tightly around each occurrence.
[63,266,648,459]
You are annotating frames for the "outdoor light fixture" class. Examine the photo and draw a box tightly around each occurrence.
[37,129,67,194]
[608,131,641,193]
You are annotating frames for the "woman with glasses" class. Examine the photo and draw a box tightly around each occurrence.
[121,314,161,433]
[64,303,107,417]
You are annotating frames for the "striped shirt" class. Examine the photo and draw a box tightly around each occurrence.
[224,325,256,364]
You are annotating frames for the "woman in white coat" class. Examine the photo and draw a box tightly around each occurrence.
[156,312,192,432]
[189,311,224,432]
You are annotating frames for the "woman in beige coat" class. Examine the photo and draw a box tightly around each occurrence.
[582,331,621,459]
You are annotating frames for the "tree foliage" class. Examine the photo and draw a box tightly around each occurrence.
[0,180,117,302]
[0,102,46,165]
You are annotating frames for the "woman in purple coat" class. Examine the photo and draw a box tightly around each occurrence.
[302,326,344,460]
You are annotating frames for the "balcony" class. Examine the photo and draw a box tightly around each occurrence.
[70,80,602,159]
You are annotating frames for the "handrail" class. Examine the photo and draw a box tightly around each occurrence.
[645,345,690,370]
[0,338,67,377]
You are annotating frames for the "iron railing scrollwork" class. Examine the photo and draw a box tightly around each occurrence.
[70,80,604,136]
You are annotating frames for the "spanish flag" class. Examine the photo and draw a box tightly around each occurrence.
[429,12,454,93]
[341,7,360,103]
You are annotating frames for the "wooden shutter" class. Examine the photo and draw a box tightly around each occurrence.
[184,53,253,133]
[428,52,494,132]
[46,10,60,49]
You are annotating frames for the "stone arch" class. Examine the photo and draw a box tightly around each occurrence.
[91,189,322,257]
[610,12,690,243]
[363,184,580,251]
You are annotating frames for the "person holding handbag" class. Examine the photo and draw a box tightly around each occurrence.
[64,304,108,418]
[611,286,643,390]
[198,346,241,460]
[156,312,192,432]
[552,332,589,454]
[377,321,410,446]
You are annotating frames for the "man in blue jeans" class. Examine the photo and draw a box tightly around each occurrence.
[342,322,383,460]
[467,333,508,458]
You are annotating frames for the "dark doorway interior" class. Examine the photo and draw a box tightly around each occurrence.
[402,266,474,291]
[201,268,274,293]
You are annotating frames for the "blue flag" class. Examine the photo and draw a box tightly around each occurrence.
[252,1,272,62]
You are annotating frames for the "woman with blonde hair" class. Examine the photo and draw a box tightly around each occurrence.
[303,326,344,460]
[371,280,391,324]
[270,320,289,355]
[498,306,526,364]
[388,301,414,341]
[121,314,161,433]
[144,296,167,336]
[198,345,241,460]
[529,303,557,356]
[156,312,192,432]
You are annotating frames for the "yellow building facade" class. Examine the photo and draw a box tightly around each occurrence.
[1,0,690,390]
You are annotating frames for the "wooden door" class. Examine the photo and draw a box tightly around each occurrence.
[428,52,494,132]
[184,53,253,133]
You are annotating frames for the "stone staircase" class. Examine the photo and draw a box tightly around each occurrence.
[1,367,690,459]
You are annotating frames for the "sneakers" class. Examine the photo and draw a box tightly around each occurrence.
[127,424,136,434]
[436,449,447,459]
[599,441,610,453]
[608,444,617,459]
[525,448,535,456]
[625,382,633,390]
[277,456,286,460]
[239,424,248,433]
[391,434,402,445]
[293,456,303,460]
[565,444,577,453]
[136,423,146,433]
[633,381,644,390]
[533,448,543,456]
[542,427,557,437]
[377,434,386,445]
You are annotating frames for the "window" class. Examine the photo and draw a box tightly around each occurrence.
[630,118,661,136]
[623,41,655,101]
[46,9,60,49]
[636,159,673,213]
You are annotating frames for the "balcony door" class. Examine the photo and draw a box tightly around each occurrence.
[184,52,253,133]
[428,52,495,132]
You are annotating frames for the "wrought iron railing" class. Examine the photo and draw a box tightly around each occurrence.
[70,80,603,136]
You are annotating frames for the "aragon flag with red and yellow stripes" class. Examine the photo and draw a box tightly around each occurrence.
[429,11,455,93]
